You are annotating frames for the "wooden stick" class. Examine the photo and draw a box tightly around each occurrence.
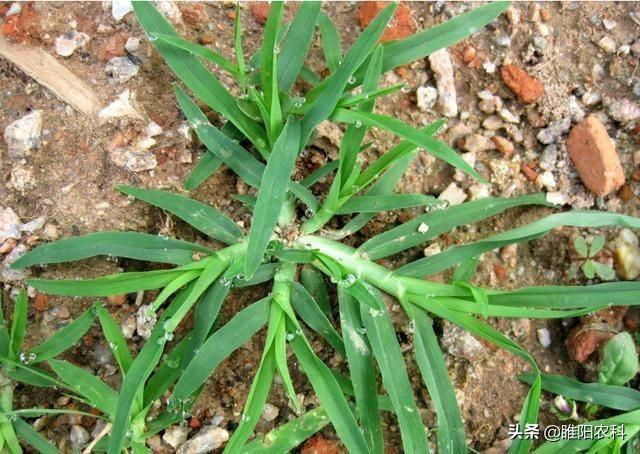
[0,36,101,116]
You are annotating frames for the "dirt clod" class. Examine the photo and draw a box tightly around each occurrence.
[356,1,414,42]
[501,64,544,103]
[566,115,625,196]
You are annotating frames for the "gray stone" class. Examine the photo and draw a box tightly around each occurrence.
[428,49,457,117]
[70,425,90,449]
[177,427,229,454]
[136,305,157,339]
[4,111,43,159]
[0,208,22,242]
[438,182,467,206]
[262,403,279,422]
[99,90,141,121]
[416,86,438,112]
[105,57,139,83]
[55,31,90,57]
[163,426,190,450]
[536,117,571,144]
[607,98,640,123]
[539,145,558,171]
[112,0,133,21]
[125,37,140,53]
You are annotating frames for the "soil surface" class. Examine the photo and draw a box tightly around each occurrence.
[1,1,639,453]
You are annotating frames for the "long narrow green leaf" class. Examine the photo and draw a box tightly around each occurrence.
[360,194,550,260]
[13,232,211,269]
[337,194,439,214]
[489,281,640,309]
[420,297,540,454]
[261,2,284,109]
[176,87,319,211]
[354,119,445,192]
[338,288,383,453]
[118,185,243,245]
[301,3,396,142]
[519,373,640,412]
[333,109,484,182]
[14,418,59,454]
[26,307,96,363]
[300,265,332,318]
[380,2,510,73]
[151,33,241,77]
[277,2,321,91]
[351,283,428,453]
[290,282,345,356]
[245,119,301,279]
[400,211,640,277]
[172,297,271,401]
[288,322,369,454]
[185,281,230,365]
[0,421,20,454]
[49,359,118,417]
[318,12,341,73]
[300,161,339,189]
[132,1,268,153]
[96,306,133,375]
[0,294,10,358]
[27,267,191,297]
[143,336,191,407]
[108,286,191,454]
[9,289,27,358]
[244,407,330,454]
[184,152,221,192]
[413,309,466,454]
[224,349,276,453]
[334,151,419,239]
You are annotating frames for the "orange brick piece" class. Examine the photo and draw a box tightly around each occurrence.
[501,64,544,104]
[356,1,414,42]
[566,115,625,196]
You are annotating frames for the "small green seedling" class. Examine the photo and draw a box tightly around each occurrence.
[5,1,640,453]
[573,235,616,281]
[599,332,638,387]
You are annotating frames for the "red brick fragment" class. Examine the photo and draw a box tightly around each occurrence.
[356,1,414,43]
[566,115,625,197]
[249,2,269,25]
[181,3,208,26]
[501,64,544,104]
[99,33,126,62]
[301,435,340,454]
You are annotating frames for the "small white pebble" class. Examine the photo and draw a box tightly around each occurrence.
[536,328,552,348]
[417,223,430,234]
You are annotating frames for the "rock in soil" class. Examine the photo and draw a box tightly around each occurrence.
[438,182,467,206]
[614,229,640,280]
[163,426,190,450]
[69,425,90,450]
[566,115,625,196]
[301,435,341,454]
[428,49,457,117]
[177,426,229,454]
[501,64,544,104]
[0,207,22,242]
[356,1,414,42]
[4,110,43,159]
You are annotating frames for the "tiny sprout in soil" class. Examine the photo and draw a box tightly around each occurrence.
[3,2,640,453]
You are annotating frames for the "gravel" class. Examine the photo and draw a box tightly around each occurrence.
[105,57,139,83]
[177,427,229,454]
[4,111,43,159]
